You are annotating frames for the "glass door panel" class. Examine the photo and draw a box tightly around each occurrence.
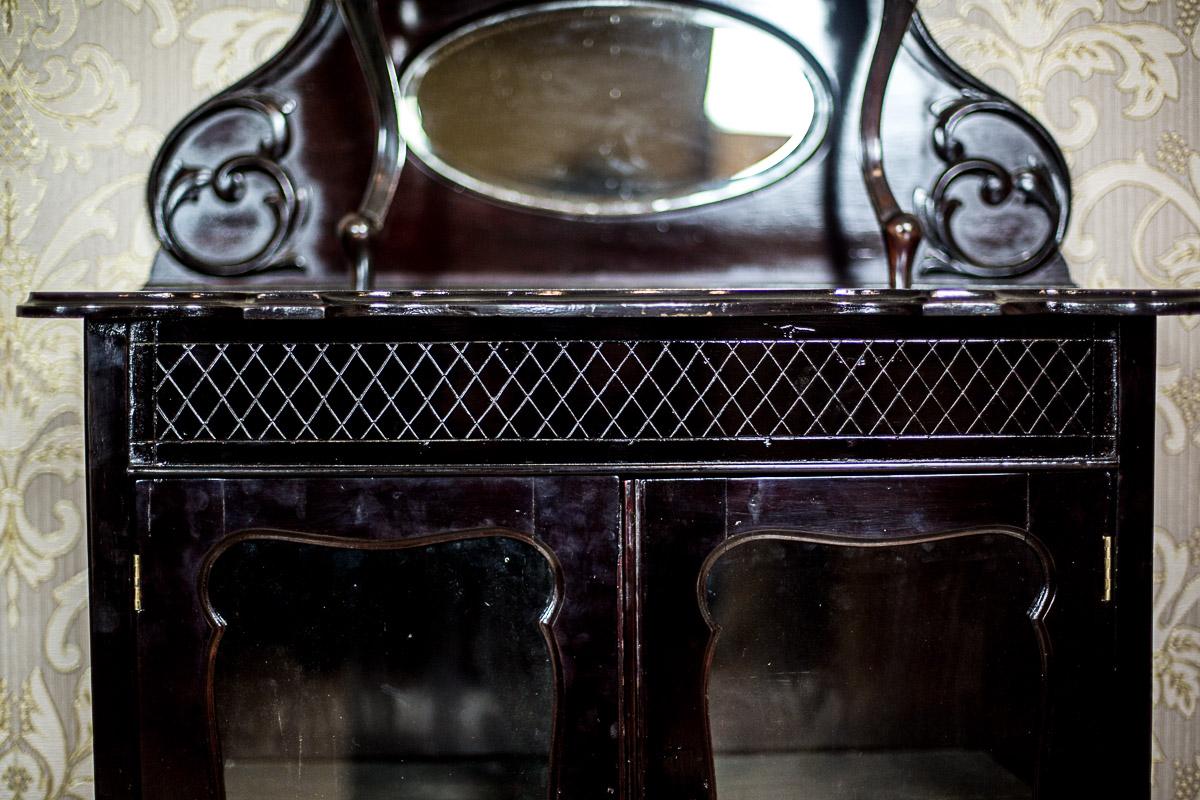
[207,534,556,800]
[703,531,1049,800]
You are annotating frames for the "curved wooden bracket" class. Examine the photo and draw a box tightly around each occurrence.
[861,0,923,289]
[335,0,406,290]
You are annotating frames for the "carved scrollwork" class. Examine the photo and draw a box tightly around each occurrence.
[150,92,305,278]
[916,94,1069,279]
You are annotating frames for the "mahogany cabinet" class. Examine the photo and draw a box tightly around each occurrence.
[634,474,1115,799]
[135,475,621,800]
[19,0,1195,795]
[18,290,1192,800]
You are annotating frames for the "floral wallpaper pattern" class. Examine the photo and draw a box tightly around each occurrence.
[0,0,1197,797]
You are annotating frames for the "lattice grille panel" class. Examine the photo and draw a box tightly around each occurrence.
[148,338,1108,443]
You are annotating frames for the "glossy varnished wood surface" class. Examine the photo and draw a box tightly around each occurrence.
[140,0,1076,289]
[111,313,1121,469]
[67,313,1160,800]
[19,287,1200,320]
[84,323,142,799]
[633,472,1123,799]
[134,476,622,800]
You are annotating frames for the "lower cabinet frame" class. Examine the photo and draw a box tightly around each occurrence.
[73,314,1156,800]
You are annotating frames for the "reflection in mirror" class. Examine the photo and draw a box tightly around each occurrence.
[703,531,1049,800]
[399,2,830,215]
[208,534,556,800]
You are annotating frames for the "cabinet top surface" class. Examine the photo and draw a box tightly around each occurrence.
[17,288,1200,321]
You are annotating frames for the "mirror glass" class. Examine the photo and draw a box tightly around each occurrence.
[209,535,556,800]
[703,532,1047,800]
[399,1,830,215]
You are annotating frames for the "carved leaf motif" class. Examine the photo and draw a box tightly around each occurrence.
[64,670,92,798]
[928,4,1186,151]
[19,668,67,798]
[186,8,303,94]
[1158,626,1200,716]
[1157,236,1200,282]
[1044,24,1185,119]
[0,171,48,302]
[32,174,146,294]
[4,45,142,172]
[1,172,145,418]
[0,747,47,799]
[1153,530,1200,719]
[0,668,93,799]
[1066,154,1200,288]
[0,420,84,628]
[87,0,181,47]
[44,571,88,674]
[0,320,82,425]
[958,0,1103,50]
[152,92,304,278]
[0,0,80,70]
[0,172,156,627]
[924,18,1021,81]
[1155,364,1191,454]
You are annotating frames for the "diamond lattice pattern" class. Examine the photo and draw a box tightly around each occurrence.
[150,338,1104,443]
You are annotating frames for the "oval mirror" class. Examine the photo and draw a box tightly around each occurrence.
[398,1,831,216]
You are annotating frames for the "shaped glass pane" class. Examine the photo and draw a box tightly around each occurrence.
[208,535,556,800]
[703,531,1048,800]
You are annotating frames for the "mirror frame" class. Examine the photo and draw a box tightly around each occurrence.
[396,0,835,217]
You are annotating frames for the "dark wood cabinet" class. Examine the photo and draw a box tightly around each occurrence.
[134,476,622,800]
[633,474,1120,799]
[17,291,1185,800]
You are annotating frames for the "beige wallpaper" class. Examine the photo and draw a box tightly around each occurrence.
[1,0,1198,797]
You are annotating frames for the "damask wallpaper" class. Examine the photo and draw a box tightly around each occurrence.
[0,0,1198,797]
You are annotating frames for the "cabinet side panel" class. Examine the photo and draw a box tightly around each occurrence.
[84,322,141,800]
[1117,317,1156,798]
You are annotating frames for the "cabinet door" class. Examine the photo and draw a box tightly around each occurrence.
[633,474,1120,800]
[134,476,621,800]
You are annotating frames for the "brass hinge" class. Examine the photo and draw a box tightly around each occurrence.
[133,554,143,613]
[1102,535,1114,603]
